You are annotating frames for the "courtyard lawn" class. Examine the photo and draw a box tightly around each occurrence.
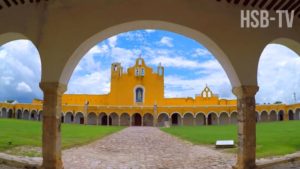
[161,121,300,158]
[0,119,124,156]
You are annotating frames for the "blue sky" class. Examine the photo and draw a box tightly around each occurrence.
[0,30,299,104]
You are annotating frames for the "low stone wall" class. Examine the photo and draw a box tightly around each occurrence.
[0,153,41,169]
[256,152,300,169]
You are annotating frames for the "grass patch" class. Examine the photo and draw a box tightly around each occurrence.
[0,119,124,156]
[161,121,300,158]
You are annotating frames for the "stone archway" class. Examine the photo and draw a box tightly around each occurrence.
[31,110,38,120]
[183,113,194,126]
[33,13,257,169]
[7,109,13,118]
[109,112,119,126]
[170,112,182,126]
[288,110,294,120]
[207,112,218,125]
[278,110,284,121]
[195,113,206,125]
[295,109,300,120]
[269,110,277,121]
[65,112,74,123]
[219,112,229,125]
[1,108,7,118]
[120,113,130,126]
[157,113,169,127]
[230,112,238,124]
[132,113,142,126]
[16,109,22,119]
[87,112,97,125]
[101,114,112,126]
[143,113,154,126]
[98,112,110,125]
[17,4,296,168]
[75,112,84,124]
[23,110,30,120]
[260,111,268,122]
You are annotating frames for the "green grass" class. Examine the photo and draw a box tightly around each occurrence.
[161,121,300,158]
[0,119,124,156]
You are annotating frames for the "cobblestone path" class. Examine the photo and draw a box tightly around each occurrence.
[63,127,236,169]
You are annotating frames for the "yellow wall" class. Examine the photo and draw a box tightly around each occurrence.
[1,57,299,121]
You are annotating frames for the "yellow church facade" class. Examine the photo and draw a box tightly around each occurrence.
[1,58,300,126]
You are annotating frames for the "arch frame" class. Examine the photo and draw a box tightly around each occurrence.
[59,20,241,88]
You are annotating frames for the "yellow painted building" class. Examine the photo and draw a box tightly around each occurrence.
[0,58,300,126]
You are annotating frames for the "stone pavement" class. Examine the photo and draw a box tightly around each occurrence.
[1,127,300,168]
[62,127,236,169]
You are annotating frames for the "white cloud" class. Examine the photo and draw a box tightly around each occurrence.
[109,47,140,69]
[257,44,300,104]
[159,36,173,47]
[164,73,233,99]
[67,69,111,94]
[145,29,156,33]
[108,36,118,48]
[192,48,212,57]
[16,82,32,93]
[1,76,14,85]
[89,44,109,55]
[0,50,7,59]
[0,40,42,102]
[149,56,199,69]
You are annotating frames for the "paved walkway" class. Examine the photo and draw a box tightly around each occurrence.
[1,127,300,168]
[63,127,236,169]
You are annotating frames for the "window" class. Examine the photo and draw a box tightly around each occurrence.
[207,91,211,97]
[135,87,144,103]
[203,92,207,98]
[141,68,145,76]
[135,68,139,76]
[138,59,142,65]
[114,65,118,71]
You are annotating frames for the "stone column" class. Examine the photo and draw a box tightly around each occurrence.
[153,114,158,127]
[96,115,99,125]
[40,82,66,169]
[14,109,17,119]
[118,116,120,126]
[73,111,76,124]
[181,117,183,126]
[193,117,196,126]
[129,115,132,126]
[84,114,87,125]
[107,114,110,126]
[233,85,259,169]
